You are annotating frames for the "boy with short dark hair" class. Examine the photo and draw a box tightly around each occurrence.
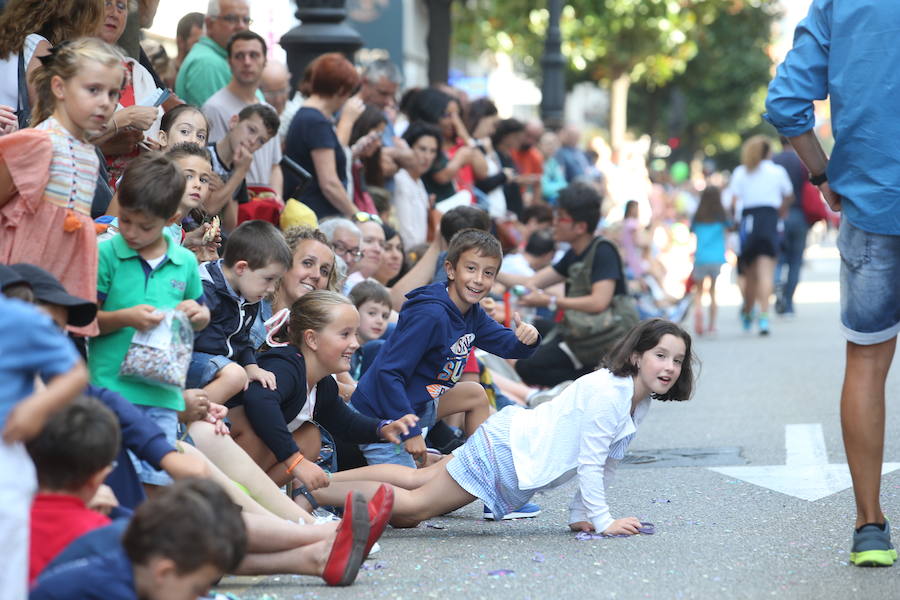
[348,280,393,380]
[26,396,120,583]
[30,478,247,600]
[206,103,281,231]
[88,153,211,490]
[190,220,293,405]
[432,205,492,284]
[351,228,540,469]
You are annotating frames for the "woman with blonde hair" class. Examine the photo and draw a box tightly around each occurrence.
[728,134,793,335]
[0,0,105,133]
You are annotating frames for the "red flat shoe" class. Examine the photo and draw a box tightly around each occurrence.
[322,491,369,586]
[365,484,394,558]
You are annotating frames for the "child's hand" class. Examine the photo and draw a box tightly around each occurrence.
[233,143,253,172]
[245,364,277,390]
[127,304,164,331]
[179,389,210,423]
[512,313,539,346]
[568,521,594,532]
[292,459,330,491]
[603,517,642,536]
[87,484,119,515]
[404,434,427,467]
[480,297,497,320]
[207,172,224,194]
[379,414,420,444]
[204,402,229,435]
[0,104,18,135]
[176,299,210,329]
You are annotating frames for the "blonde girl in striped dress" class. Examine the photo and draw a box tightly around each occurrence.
[0,38,125,336]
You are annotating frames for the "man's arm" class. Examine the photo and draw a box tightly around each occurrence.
[788,131,840,211]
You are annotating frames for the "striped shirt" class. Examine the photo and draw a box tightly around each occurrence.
[36,117,98,215]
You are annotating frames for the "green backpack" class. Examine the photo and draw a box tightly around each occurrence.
[558,237,639,368]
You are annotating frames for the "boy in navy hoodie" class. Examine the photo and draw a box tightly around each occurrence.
[352,229,540,468]
[190,220,293,405]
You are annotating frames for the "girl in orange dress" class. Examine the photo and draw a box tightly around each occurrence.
[0,38,125,336]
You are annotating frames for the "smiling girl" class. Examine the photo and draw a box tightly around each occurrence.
[227,290,418,491]
[309,318,695,533]
[0,38,124,336]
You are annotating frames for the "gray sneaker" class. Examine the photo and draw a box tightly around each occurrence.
[850,520,898,567]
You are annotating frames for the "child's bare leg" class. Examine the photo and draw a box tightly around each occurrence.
[331,455,452,489]
[708,275,719,330]
[437,382,490,436]
[204,362,248,405]
[228,405,285,479]
[492,372,531,406]
[311,459,476,528]
[188,421,315,523]
[178,442,287,519]
[235,542,330,577]
[242,511,335,550]
[236,513,337,576]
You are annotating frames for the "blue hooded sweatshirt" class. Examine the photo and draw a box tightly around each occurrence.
[351,283,539,439]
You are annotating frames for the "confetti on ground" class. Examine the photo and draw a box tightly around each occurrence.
[575,522,656,540]
[487,569,515,576]
[423,521,447,529]
[651,498,671,503]
[532,552,546,563]
[361,561,387,570]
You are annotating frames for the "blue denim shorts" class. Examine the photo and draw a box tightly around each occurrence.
[838,220,900,345]
[358,398,438,468]
[127,405,178,486]
[186,352,235,388]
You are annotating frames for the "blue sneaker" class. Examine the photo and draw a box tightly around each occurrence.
[740,310,754,332]
[484,502,541,520]
[758,313,770,336]
[850,521,898,567]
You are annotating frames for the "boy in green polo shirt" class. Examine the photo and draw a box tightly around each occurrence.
[88,153,211,491]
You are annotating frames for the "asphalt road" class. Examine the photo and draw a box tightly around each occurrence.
[216,242,900,599]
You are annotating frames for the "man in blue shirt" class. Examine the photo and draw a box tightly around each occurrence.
[765,0,900,567]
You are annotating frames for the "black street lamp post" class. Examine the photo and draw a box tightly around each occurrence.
[540,0,565,129]
[280,0,364,93]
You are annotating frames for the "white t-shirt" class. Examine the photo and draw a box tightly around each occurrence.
[393,169,429,248]
[729,159,792,211]
[0,34,46,109]
[286,386,317,432]
[203,88,283,189]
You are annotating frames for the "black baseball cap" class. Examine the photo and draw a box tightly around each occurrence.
[10,263,97,327]
[0,264,29,291]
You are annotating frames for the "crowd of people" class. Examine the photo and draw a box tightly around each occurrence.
[1,0,879,598]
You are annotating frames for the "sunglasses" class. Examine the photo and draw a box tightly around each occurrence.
[353,211,383,225]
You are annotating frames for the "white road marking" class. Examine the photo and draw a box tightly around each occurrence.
[710,424,900,501]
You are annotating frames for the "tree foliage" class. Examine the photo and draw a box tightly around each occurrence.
[453,0,748,90]
[452,0,778,157]
[628,1,779,166]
